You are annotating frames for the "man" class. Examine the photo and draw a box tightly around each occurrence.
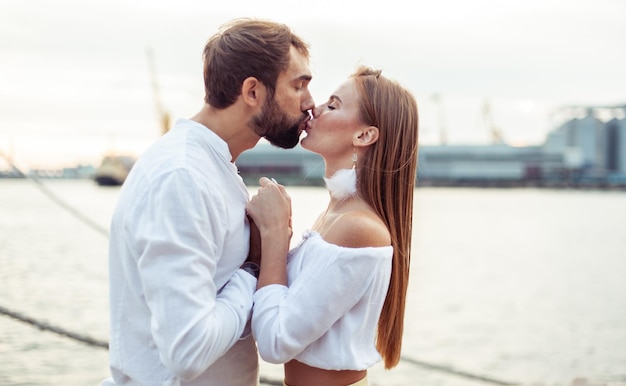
[102,18,314,386]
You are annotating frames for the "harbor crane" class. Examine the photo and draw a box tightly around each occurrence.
[482,99,504,144]
[146,48,171,135]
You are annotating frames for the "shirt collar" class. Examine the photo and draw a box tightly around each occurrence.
[176,118,234,163]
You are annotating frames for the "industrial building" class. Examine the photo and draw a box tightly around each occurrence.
[236,144,325,186]
[235,105,626,188]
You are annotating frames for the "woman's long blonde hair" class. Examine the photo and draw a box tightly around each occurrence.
[353,66,419,369]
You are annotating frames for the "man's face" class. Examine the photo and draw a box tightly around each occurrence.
[250,46,314,149]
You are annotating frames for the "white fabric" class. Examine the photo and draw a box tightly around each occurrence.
[103,119,259,386]
[252,231,393,370]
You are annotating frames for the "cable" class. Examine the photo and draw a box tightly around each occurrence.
[0,303,520,385]
[0,305,108,349]
[0,153,109,238]
[400,355,519,385]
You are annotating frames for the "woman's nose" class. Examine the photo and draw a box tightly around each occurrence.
[312,104,322,118]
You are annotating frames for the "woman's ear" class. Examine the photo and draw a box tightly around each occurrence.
[241,77,265,107]
[354,126,379,147]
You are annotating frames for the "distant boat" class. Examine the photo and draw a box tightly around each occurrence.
[94,49,169,187]
[93,155,135,186]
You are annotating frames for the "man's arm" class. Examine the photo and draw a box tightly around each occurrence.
[133,170,254,381]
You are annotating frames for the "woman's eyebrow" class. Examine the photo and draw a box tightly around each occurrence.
[329,95,342,103]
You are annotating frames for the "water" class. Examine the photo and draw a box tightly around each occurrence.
[1,180,625,386]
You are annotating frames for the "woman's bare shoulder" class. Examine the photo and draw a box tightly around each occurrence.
[322,209,391,249]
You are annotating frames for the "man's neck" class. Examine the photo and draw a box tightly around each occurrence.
[191,104,260,162]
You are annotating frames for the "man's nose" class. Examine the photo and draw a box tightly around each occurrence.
[301,90,315,112]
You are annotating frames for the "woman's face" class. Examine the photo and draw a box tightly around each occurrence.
[301,78,364,165]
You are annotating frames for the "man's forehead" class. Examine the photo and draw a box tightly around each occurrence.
[283,46,312,81]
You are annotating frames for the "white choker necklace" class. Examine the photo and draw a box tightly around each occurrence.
[324,168,357,201]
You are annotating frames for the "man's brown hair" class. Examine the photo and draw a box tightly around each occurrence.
[202,18,310,109]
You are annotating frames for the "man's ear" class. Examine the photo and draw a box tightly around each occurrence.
[241,77,265,107]
[354,126,380,147]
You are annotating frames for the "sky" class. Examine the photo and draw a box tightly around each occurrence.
[1,0,625,169]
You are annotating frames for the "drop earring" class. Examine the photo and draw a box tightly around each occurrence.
[324,148,358,201]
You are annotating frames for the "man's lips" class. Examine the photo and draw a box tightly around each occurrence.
[300,115,311,132]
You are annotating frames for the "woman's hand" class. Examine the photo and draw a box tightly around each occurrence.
[246,177,292,239]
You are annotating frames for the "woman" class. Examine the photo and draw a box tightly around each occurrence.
[245,66,419,386]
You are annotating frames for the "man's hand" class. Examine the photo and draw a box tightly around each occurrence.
[246,216,262,266]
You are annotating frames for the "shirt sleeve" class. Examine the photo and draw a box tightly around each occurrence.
[130,169,255,381]
[251,242,385,364]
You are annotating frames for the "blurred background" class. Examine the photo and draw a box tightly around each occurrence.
[1,0,625,174]
[1,1,625,385]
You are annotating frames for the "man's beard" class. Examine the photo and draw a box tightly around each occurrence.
[251,96,308,149]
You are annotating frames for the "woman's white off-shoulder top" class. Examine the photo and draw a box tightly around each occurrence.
[252,230,393,370]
